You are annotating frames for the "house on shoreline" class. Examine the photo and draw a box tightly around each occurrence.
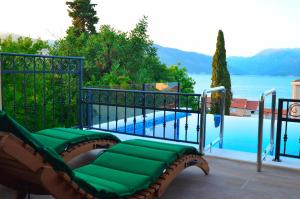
[206,97,259,117]
[230,98,259,117]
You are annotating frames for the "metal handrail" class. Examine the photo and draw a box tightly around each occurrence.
[0,52,84,59]
[82,87,201,97]
[257,88,276,172]
[204,137,221,152]
[199,86,226,154]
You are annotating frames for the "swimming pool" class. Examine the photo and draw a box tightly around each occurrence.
[105,112,300,156]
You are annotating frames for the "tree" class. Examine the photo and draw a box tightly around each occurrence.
[0,35,48,54]
[167,65,195,94]
[51,15,196,95]
[66,0,99,34]
[211,30,232,115]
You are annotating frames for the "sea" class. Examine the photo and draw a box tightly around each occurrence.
[190,74,299,106]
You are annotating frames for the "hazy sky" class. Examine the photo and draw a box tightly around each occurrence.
[0,0,299,56]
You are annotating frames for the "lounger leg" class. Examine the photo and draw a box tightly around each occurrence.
[197,157,209,175]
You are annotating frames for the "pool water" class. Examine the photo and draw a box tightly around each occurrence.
[111,113,300,156]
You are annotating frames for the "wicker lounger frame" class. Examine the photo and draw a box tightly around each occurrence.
[59,138,117,162]
[0,132,209,199]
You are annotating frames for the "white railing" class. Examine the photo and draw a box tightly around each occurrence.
[257,88,276,172]
[199,86,226,154]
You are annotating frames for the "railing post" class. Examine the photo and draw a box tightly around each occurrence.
[257,88,276,172]
[270,92,276,155]
[199,94,207,154]
[142,83,146,119]
[219,90,226,148]
[0,55,2,111]
[200,86,225,153]
[177,82,180,109]
[87,89,93,129]
[274,99,283,162]
[78,58,84,129]
[257,96,264,172]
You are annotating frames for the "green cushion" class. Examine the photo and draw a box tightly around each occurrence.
[32,134,67,150]
[32,128,121,153]
[107,143,177,165]
[72,139,200,198]
[93,152,165,181]
[0,111,73,177]
[74,164,151,197]
[123,139,199,156]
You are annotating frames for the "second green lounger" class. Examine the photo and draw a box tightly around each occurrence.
[0,110,209,199]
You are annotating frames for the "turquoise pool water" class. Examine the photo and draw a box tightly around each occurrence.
[113,113,300,155]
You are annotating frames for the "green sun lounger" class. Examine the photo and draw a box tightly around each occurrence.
[0,110,209,199]
[0,110,120,161]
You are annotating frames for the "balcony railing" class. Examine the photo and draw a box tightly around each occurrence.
[1,52,227,155]
[0,52,83,131]
[81,87,202,142]
[274,98,300,161]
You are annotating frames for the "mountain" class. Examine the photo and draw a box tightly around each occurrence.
[228,49,300,75]
[155,44,300,75]
[154,44,212,73]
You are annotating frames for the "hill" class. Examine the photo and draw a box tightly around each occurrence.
[154,44,212,73]
[228,49,300,75]
[155,44,300,75]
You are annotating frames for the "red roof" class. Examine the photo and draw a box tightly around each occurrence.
[207,97,258,111]
[246,101,258,111]
[231,98,247,109]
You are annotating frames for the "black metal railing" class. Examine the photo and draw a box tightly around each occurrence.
[274,98,300,161]
[81,87,202,143]
[0,52,227,154]
[0,52,83,131]
[81,86,226,154]
[99,82,180,93]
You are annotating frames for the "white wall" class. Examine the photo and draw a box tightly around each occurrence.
[292,80,300,117]
[292,81,300,99]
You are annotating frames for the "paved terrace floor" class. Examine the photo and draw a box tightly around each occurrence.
[1,153,300,199]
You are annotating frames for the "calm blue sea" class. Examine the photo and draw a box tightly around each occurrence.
[190,74,298,104]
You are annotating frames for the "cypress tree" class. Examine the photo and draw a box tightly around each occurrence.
[66,0,99,34]
[211,30,232,115]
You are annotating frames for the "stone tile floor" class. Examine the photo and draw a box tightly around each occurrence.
[1,153,300,199]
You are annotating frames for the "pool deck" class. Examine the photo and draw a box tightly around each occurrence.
[1,152,300,199]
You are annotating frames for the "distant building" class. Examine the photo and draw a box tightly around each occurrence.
[292,79,300,99]
[206,97,259,117]
[291,79,300,117]
[230,98,259,117]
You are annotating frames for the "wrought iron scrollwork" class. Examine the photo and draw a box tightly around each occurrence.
[288,103,300,117]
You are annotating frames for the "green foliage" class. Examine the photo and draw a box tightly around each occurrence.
[166,65,195,94]
[1,13,196,130]
[211,30,232,115]
[66,0,99,34]
[0,35,49,53]
[51,16,195,95]
[0,36,79,131]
